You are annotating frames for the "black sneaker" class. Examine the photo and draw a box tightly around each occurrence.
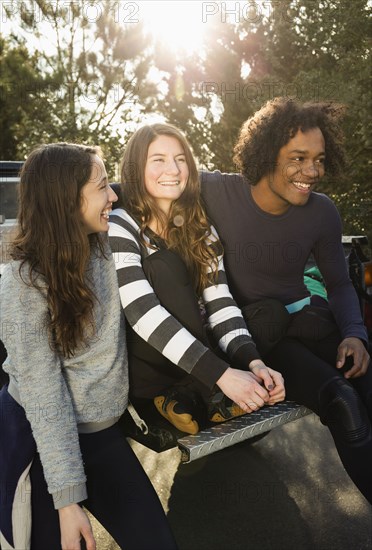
[154,387,206,435]
[208,393,246,423]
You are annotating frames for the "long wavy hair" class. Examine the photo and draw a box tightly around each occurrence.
[233,97,346,185]
[121,124,220,294]
[11,143,105,357]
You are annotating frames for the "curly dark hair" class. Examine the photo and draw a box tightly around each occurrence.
[233,97,346,185]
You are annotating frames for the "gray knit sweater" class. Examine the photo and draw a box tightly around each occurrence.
[0,248,128,509]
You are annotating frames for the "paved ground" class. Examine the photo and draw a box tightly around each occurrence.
[90,414,372,550]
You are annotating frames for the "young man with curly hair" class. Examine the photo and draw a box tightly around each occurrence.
[201,97,372,504]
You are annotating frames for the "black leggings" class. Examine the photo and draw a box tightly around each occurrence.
[30,423,178,549]
[265,335,372,504]
[128,248,213,403]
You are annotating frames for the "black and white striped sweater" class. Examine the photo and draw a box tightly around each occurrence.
[109,208,260,389]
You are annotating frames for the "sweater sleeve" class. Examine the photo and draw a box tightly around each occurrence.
[312,197,368,343]
[108,210,230,389]
[203,226,261,369]
[0,265,87,509]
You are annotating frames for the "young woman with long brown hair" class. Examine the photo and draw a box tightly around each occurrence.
[0,143,177,550]
[109,124,285,435]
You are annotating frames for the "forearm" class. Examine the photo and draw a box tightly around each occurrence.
[328,282,368,342]
[203,246,261,367]
[313,198,367,343]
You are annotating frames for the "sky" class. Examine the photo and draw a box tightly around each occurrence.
[2,1,266,126]
[1,0,271,53]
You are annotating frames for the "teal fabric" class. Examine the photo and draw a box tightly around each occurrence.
[285,296,311,313]
[304,266,328,300]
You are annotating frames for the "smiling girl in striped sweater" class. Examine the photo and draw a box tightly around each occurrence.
[109,124,285,435]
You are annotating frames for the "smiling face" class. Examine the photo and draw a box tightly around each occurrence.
[80,154,118,234]
[252,128,326,215]
[144,134,189,215]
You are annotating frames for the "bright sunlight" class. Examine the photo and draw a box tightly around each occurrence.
[140,1,207,54]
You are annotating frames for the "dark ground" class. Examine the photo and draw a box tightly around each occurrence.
[91,414,372,550]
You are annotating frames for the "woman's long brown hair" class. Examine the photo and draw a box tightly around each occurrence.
[121,124,220,295]
[11,143,104,357]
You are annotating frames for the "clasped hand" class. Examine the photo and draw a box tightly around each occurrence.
[217,360,285,414]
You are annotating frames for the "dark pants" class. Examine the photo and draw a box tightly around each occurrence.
[0,388,177,550]
[127,249,212,403]
[265,335,372,504]
[244,299,372,504]
[30,423,177,550]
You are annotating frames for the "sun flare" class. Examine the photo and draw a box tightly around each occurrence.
[141,1,207,54]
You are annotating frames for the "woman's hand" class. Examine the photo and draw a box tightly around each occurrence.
[216,367,271,413]
[248,359,286,405]
[58,503,96,550]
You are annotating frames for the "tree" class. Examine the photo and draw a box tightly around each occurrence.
[153,0,371,241]
[0,36,56,159]
[281,0,372,240]
[2,0,159,175]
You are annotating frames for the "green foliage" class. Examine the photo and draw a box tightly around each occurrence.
[154,0,371,241]
[1,0,370,240]
[0,36,57,159]
[1,0,157,176]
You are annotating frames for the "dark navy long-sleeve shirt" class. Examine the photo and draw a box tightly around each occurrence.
[201,171,367,343]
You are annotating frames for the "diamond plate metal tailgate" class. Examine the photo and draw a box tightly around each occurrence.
[177,401,312,463]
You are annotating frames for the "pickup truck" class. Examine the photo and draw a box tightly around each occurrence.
[0,161,21,275]
[1,161,371,463]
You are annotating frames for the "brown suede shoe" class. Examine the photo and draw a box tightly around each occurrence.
[154,387,207,435]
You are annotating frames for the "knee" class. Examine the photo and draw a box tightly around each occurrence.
[319,377,371,445]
